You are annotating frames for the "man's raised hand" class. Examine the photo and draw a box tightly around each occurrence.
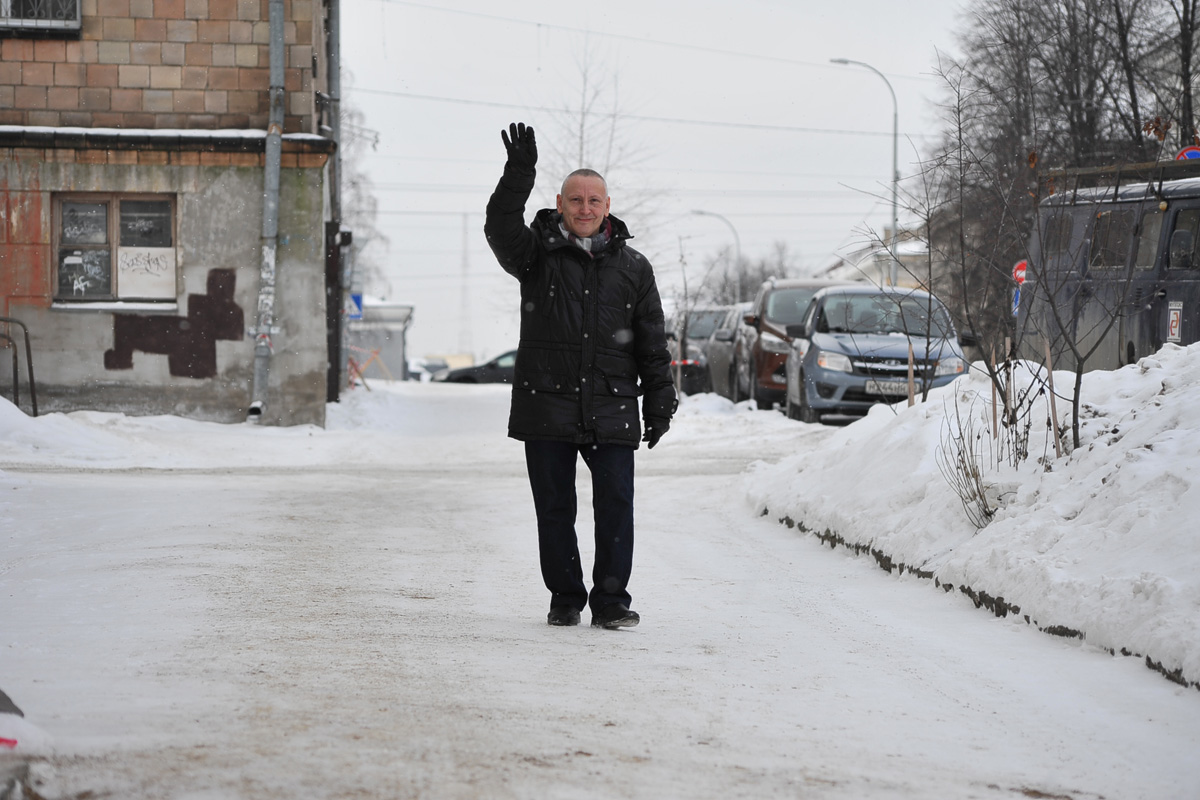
[501,122,537,174]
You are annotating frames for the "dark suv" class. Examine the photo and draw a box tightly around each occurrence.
[738,278,855,409]
[669,306,730,395]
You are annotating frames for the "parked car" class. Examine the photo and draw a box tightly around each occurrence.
[434,350,516,384]
[738,278,856,409]
[783,285,978,424]
[706,302,751,401]
[669,306,730,394]
[407,357,448,382]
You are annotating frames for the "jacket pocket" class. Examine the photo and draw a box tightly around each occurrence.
[602,374,641,397]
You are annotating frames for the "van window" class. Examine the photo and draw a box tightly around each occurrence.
[1088,208,1137,270]
[1041,209,1073,258]
[1134,209,1163,270]
[1169,209,1200,271]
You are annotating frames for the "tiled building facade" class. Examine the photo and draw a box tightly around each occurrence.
[1,0,342,427]
[1,0,325,133]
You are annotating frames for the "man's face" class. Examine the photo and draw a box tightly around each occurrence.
[556,175,610,238]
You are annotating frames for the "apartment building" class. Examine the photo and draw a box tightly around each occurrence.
[0,0,343,426]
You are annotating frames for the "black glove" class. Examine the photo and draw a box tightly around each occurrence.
[643,418,670,449]
[501,122,537,174]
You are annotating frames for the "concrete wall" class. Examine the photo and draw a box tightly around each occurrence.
[0,148,329,426]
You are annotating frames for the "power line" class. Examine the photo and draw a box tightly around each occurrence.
[375,0,934,86]
[348,85,929,139]
[369,184,875,199]
[358,152,885,181]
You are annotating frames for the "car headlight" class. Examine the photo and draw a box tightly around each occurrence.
[760,331,790,354]
[815,350,853,372]
[935,356,965,376]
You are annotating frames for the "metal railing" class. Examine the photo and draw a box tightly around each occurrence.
[0,0,80,32]
[0,316,37,417]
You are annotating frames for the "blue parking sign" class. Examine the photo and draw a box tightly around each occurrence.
[1011,287,1021,317]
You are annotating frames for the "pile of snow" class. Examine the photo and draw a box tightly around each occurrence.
[748,343,1200,688]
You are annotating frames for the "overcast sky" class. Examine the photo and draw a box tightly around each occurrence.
[341,0,968,361]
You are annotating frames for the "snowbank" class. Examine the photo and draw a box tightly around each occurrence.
[748,343,1200,688]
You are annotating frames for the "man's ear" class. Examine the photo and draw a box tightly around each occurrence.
[555,194,564,214]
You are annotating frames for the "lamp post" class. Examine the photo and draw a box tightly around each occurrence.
[831,58,899,286]
[691,209,742,300]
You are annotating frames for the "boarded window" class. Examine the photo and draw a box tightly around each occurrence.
[55,195,178,302]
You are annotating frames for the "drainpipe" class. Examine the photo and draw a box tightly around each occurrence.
[328,0,341,223]
[248,0,286,421]
[328,0,347,399]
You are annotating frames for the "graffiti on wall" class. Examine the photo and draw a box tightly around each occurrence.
[103,268,245,379]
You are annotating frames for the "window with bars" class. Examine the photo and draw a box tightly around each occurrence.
[0,0,81,33]
[54,194,178,302]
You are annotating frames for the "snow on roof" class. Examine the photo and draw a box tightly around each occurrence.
[0,125,330,143]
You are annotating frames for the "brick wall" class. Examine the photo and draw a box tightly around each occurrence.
[0,0,326,134]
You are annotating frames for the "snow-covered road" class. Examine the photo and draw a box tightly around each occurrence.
[3,383,1198,798]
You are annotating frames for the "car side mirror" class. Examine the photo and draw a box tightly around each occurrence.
[742,313,759,327]
[713,329,734,342]
[784,324,808,339]
[958,331,980,348]
[1170,229,1193,270]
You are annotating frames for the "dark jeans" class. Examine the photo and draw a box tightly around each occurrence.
[524,441,636,613]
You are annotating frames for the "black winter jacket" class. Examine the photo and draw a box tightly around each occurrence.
[484,167,676,447]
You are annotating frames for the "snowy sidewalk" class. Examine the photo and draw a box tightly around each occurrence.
[2,381,1199,798]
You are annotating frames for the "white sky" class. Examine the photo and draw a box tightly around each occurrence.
[340,0,969,360]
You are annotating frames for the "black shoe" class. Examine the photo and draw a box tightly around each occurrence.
[547,606,581,626]
[591,603,639,629]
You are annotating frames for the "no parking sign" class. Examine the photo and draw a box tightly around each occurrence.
[1012,260,1026,316]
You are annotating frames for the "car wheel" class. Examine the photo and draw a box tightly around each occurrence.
[798,374,820,424]
[784,388,800,420]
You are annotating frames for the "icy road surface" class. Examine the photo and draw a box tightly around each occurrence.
[2,382,1197,799]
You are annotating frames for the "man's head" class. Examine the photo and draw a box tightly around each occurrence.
[557,169,610,238]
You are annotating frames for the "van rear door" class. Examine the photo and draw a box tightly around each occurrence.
[1160,205,1200,349]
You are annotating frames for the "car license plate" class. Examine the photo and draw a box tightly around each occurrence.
[864,379,909,395]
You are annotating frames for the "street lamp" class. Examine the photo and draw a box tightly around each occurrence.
[831,58,899,286]
[691,209,742,299]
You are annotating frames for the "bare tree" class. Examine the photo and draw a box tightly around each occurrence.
[695,242,797,307]
[339,79,388,297]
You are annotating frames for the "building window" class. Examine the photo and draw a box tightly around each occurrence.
[55,195,178,302]
[0,0,81,33]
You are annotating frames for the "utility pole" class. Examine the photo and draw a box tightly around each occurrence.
[831,58,900,286]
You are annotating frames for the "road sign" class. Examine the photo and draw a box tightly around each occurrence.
[1177,146,1200,160]
[1012,259,1027,284]
[347,292,364,320]
[1012,287,1021,317]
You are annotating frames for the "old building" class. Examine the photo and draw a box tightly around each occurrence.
[1,0,343,426]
